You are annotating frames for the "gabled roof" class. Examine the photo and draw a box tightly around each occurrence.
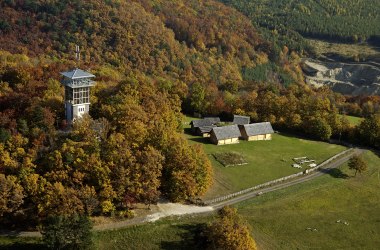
[243,122,274,136]
[60,68,95,79]
[198,125,216,134]
[233,115,250,125]
[204,117,221,124]
[191,119,213,128]
[212,125,241,140]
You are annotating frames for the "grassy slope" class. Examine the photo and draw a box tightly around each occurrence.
[184,116,346,199]
[237,150,380,249]
[339,114,363,126]
[308,38,380,59]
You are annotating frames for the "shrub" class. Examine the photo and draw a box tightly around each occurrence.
[40,214,93,250]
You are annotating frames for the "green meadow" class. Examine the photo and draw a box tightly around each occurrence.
[184,116,346,199]
[339,114,363,126]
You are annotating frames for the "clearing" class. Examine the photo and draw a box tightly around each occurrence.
[338,114,363,126]
[184,115,346,199]
[95,150,380,250]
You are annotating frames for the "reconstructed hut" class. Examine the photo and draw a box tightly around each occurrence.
[190,119,212,133]
[240,122,274,141]
[190,117,221,137]
[233,115,250,125]
[197,126,216,137]
[204,117,221,124]
[210,125,241,145]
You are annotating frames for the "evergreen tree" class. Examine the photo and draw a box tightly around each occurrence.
[41,214,93,250]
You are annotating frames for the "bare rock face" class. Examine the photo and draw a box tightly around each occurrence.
[302,59,380,96]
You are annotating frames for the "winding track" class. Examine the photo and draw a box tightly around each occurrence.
[0,148,365,238]
[213,148,364,209]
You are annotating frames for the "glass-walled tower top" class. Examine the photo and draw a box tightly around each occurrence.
[60,68,95,88]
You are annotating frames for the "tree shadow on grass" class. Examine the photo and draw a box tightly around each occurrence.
[0,238,44,250]
[160,223,208,250]
[184,128,193,136]
[319,168,349,179]
[188,137,213,145]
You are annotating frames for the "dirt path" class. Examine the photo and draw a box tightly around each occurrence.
[0,148,364,238]
[213,148,364,209]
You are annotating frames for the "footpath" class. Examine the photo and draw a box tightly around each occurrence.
[0,148,364,238]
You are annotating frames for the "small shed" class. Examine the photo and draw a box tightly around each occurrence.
[233,115,250,125]
[190,118,220,136]
[204,117,221,124]
[198,125,216,137]
[210,125,241,145]
[190,119,213,134]
[240,122,274,141]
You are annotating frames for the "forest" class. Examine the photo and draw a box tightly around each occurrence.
[1,0,380,229]
[219,0,380,51]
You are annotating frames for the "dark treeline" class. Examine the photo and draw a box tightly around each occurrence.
[219,0,380,50]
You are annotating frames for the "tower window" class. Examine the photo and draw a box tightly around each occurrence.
[72,87,90,104]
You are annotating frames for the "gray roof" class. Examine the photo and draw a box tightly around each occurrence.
[199,125,217,133]
[191,119,213,128]
[204,117,221,124]
[233,115,250,125]
[243,122,274,136]
[61,68,95,79]
[212,125,241,140]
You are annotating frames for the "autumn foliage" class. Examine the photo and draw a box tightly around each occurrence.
[0,0,379,230]
[206,206,257,250]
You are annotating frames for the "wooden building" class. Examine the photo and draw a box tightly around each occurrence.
[210,125,241,145]
[239,122,274,141]
[204,117,221,124]
[233,115,250,125]
[190,117,219,137]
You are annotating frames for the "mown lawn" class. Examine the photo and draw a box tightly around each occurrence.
[93,215,213,250]
[183,116,347,199]
[236,150,380,249]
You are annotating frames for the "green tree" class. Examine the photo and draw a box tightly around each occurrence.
[190,82,206,114]
[207,206,257,250]
[41,214,93,250]
[358,115,380,148]
[304,116,332,141]
[348,155,367,176]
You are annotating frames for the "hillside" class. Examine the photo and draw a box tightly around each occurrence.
[1,0,380,232]
[219,0,380,50]
[0,0,269,89]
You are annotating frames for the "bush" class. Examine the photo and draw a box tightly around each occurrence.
[206,206,257,250]
[40,214,93,250]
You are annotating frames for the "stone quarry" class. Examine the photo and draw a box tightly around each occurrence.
[302,59,380,95]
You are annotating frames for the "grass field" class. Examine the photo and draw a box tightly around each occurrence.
[339,114,363,126]
[308,39,380,60]
[184,116,346,199]
[237,150,380,249]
